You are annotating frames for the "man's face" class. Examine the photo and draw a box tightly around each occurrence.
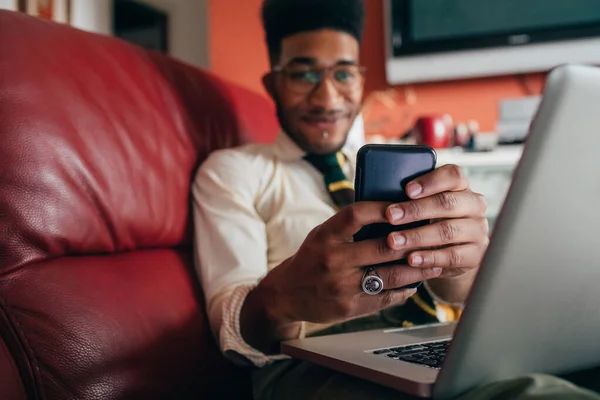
[264,29,364,154]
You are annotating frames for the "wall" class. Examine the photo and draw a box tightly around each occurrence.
[2,0,209,69]
[207,0,547,132]
[0,0,16,11]
[208,0,269,92]
[0,0,112,35]
[139,0,209,69]
[70,0,112,35]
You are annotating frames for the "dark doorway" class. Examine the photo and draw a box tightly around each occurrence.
[113,0,168,53]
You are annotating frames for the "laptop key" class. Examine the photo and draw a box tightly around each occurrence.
[422,360,442,368]
[392,345,425,351]
[376,339,450,369]
[390,347,427,355]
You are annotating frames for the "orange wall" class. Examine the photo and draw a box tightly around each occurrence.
[208,0,547,132]
[208,0,270,95]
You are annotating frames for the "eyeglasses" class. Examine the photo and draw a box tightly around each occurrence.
[272,64,366,95]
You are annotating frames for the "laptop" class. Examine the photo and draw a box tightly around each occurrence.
[281,64,600,399]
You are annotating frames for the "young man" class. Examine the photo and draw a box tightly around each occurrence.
[192,1,600,399]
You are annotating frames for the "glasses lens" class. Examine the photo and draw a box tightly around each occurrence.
[282,65,364,94]
[332,65,363,90]
[285,66,321,92]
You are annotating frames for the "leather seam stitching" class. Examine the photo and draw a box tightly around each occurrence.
[0,291,45,400]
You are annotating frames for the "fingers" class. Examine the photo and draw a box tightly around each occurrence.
[333,265,440,319]
[407,243,487,270]
[326,263,439,298]
[319,201,390,239]
[376,263,442,288]
[340,236,450,277]
[387,190,486,226]
[388,218,489,251]
[404,164,470,200]
[339,237,409,269]
[354,287,419,317]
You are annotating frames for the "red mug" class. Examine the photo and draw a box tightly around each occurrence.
[414,114,453,149]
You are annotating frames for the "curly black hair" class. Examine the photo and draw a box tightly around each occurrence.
[261,0,365,64]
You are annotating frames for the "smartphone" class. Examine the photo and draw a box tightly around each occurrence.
[353,144,437,289]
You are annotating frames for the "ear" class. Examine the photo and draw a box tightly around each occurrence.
[262,72,277,100]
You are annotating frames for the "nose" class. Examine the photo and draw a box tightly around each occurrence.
[307,77,343,110]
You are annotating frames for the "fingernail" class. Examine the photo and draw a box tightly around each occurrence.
[406,182,422,198]
[425,268,442,278]
[392,233,406,247]
[411,255,423,266]
[407,288,418,296]
[389,206,404,222]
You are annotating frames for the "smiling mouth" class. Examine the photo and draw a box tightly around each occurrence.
[301,115,347,127]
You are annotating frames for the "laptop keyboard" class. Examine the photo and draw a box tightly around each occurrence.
[373,340,451,369]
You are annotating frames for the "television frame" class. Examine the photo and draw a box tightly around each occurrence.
[384,0,600,84]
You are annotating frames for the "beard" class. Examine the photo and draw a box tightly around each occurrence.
[274,101,352,155]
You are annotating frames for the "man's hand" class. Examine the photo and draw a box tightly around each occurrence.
[240,163,488,353]
[256,201,441,325]
[386,164,489,302]
[241,201,442,353]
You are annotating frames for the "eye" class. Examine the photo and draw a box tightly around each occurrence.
[288,70,320,84]
[334,68,357,83]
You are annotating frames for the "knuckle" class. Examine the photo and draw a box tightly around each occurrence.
[406,230,423,246]
[344,204,362,225]
[480,217,490,236]
[380,291,395,309]
[436,192,459,212]
[448,248,463,267]
[402,289,416,302]
[482,234,491,247]
[307,225,322,241]
[336,299,355,319]
[445,164,465,181]
[328,277,347,297]
[475,192,487,210]
[303,240,321,259]
[376,239,395,257]
[407,200,424,220]
[386,267,400,287]
[438,220,459,241]
[422,266,438,279]
[321,251,341,271]
[477,235,490,256]
[469,192,487,215]
[427,250,437,266]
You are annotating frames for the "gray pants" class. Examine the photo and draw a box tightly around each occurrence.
[252,315,600,400]
[254,359,600,400]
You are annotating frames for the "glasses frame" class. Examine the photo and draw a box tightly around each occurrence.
[271,63,367,95]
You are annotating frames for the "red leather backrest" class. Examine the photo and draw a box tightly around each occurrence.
[0,10,279,272]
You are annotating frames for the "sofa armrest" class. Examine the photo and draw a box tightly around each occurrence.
[0,249,251,399]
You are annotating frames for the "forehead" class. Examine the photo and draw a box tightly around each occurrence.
[279,29,360,66]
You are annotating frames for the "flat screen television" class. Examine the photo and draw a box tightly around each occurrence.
[385,0,600,84]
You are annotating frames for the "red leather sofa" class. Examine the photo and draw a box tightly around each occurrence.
[0,11,278,399]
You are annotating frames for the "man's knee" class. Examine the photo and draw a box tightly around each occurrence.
[458,374,600,400]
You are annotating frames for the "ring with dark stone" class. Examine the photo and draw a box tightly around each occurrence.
[362,267,384,295]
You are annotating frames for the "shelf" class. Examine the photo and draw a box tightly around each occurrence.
[435,145,523,169]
